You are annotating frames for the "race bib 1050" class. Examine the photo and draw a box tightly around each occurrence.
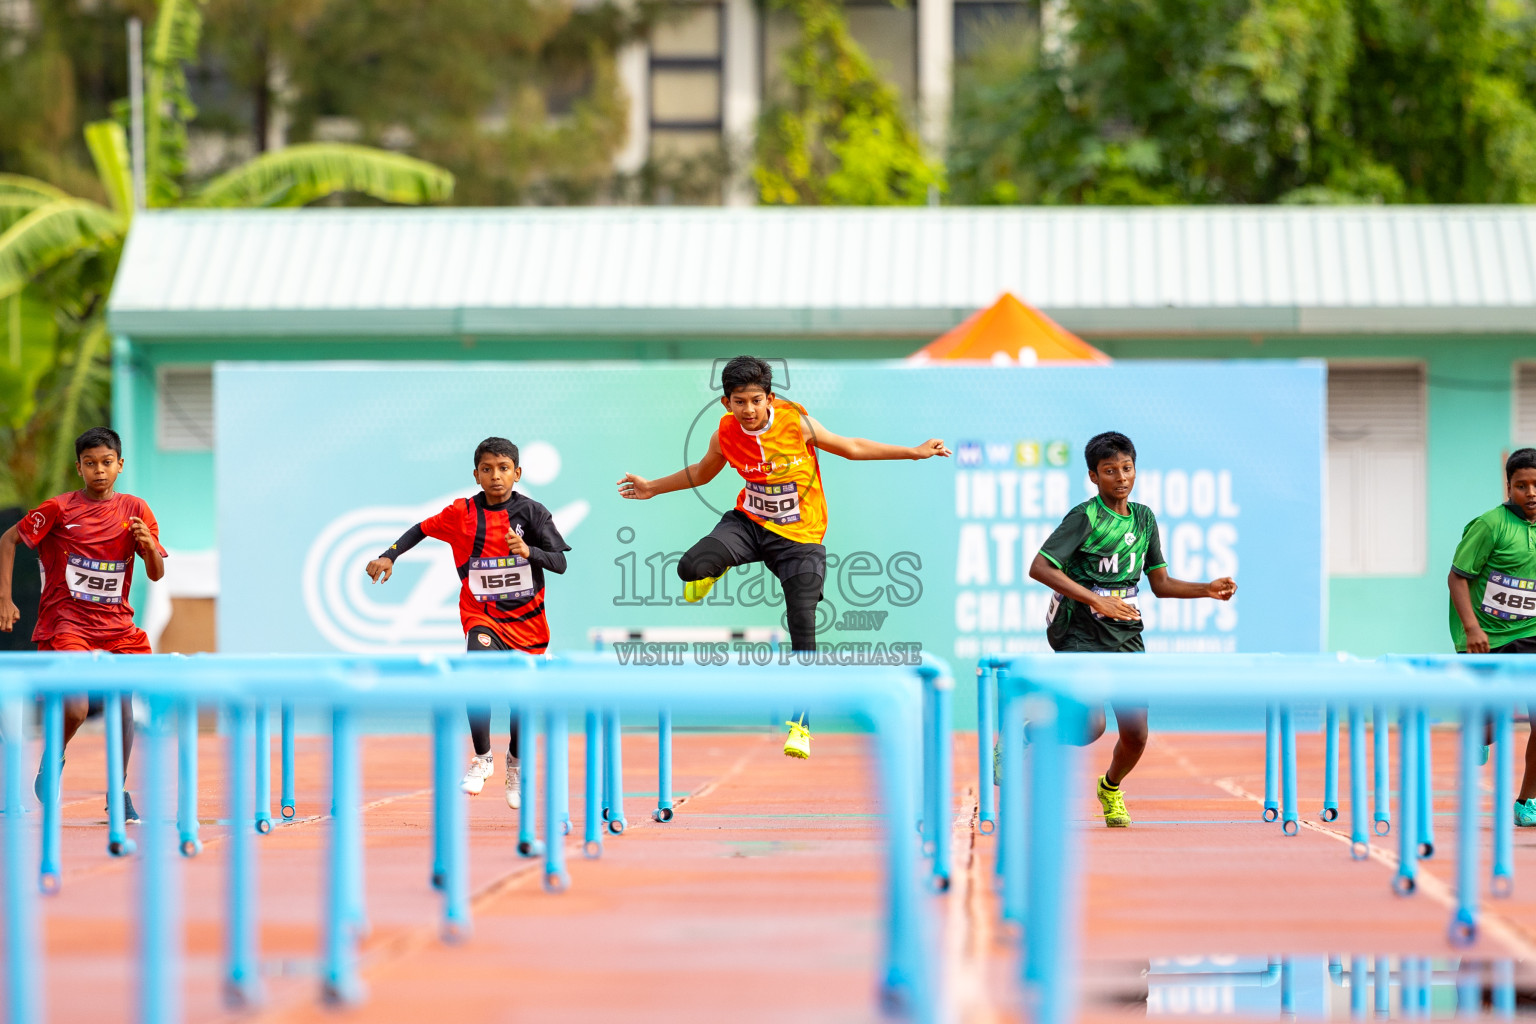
[66,554,127,604]
[467,556,535,603]
[743,481,801,525]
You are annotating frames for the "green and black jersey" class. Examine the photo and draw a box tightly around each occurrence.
[1449,502,1536,652]
[1039,497,1167,652]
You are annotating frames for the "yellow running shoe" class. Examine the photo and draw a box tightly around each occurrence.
[1096,776,1131,828]
[783,719,811,759]
[683,575,721,604]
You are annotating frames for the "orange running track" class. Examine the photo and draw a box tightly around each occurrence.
[7,722,1536,1022]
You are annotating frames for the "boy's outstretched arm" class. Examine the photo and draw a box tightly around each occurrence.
[802,415,950,461]
[366,523,427,583]
[1146,567,1236,601]
[617,432,727,500]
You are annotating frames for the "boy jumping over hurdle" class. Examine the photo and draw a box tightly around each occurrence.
[616,355,949,759]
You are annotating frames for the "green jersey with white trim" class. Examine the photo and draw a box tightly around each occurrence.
[1449,502,1536,652]
[1038,497,1167,652]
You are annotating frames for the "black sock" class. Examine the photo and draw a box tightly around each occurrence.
[1101,776,1120,791]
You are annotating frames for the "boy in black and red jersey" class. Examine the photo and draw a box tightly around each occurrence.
[0,427,168,823]
[366,437,569,808]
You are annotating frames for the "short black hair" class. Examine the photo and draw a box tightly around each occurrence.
[75,426,122,460]
[474,437,519,467]
[1085,431,1136,472]
[720,355,774,398]
[1507,448,1536,480]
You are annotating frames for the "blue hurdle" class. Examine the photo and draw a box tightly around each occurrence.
[982,654,1431,867]
[589,626,784,828]
[0,651,944,1024]
[979,653,1532,1024]
[280,701,297,819]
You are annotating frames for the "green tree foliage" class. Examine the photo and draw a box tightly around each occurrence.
[4,1,697,205]
[755,0,942,205]
[202,0,653,204]
[0,0,158,200]
[0,0,452,509]
[948,0,1536,204]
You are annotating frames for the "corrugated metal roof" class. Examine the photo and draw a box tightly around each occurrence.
[107,206,1536,337]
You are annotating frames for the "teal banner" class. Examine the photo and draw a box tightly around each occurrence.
[217,361,1324,670]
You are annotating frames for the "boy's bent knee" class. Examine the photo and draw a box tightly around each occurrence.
[1119,727,1148,751]
[62,696,89,724]
[1078,707,1108,745]
[678,538,730,582]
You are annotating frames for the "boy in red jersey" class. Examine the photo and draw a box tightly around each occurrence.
[617,356,949,759]
[0,427,167,822]
[366,437,569,808]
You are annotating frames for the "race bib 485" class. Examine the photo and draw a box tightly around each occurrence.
[1483,571,1536,621]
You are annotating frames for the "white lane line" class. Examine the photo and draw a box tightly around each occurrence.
[1162,741,1536,960]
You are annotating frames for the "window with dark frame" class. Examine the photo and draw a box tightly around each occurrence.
[952,0,1035,63]
[648,3,726,163]
[761,0,918,107]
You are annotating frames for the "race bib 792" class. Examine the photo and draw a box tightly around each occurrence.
[67,554,127,605]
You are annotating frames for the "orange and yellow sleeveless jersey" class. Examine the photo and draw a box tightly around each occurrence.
[717,398,829,544]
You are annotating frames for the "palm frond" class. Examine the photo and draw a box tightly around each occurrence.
[45,321,111,497]
[0,175,72,203]
[0,198,49,235]
[0,291,61,432]
[0,200,125,306]
[144,0,206,206]
[0,175,73,233]
[191,143,455,208]
[85,121,136,218]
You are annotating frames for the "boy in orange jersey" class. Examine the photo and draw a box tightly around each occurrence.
[617,356,949,758]
[0,427,167,823]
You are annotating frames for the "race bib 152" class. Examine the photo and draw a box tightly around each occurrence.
[467,556,535,603]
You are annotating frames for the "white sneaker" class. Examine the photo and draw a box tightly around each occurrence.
[461,753,494,795]
[505,762,521,810]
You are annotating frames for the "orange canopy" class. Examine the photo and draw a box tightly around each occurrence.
[908,292,1111,365]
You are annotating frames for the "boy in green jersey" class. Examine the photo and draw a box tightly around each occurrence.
[1448,447,1536,825]
[1027,431,1238,827]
